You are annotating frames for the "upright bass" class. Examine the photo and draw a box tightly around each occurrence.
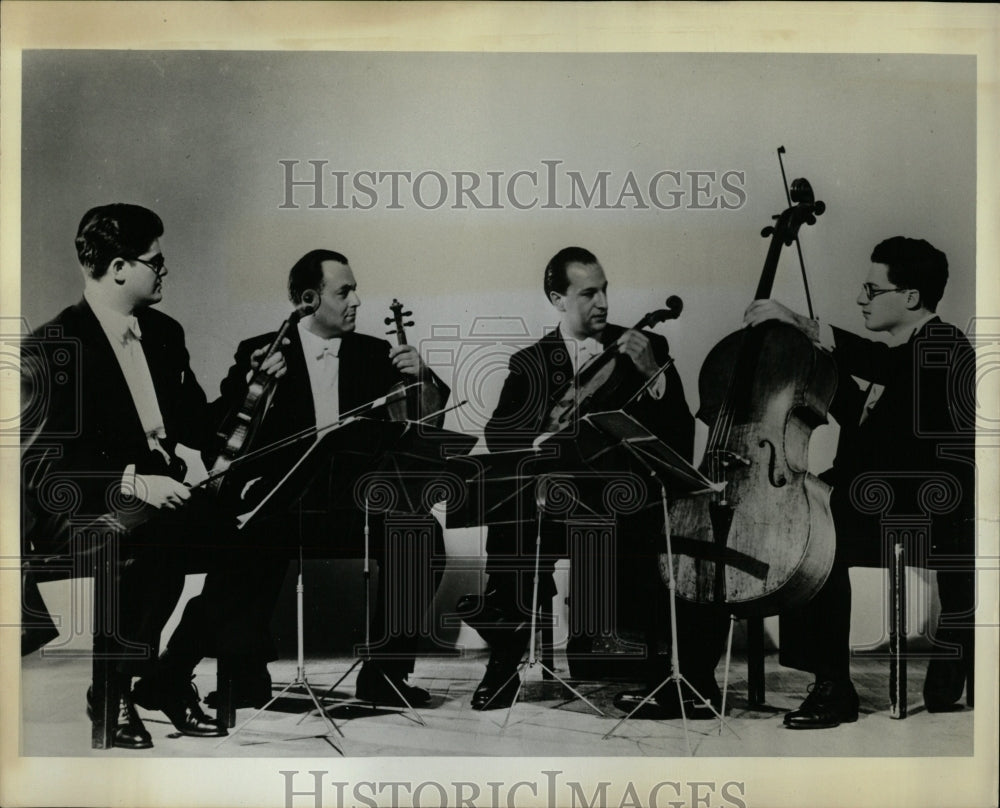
[667,176,837,617]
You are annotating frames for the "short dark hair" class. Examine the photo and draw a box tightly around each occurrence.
[74,203,164,279]
[870,236,949,312]
[543,246,599,298]
[288,248,349,304]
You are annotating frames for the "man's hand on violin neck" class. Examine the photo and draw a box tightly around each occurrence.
[390,343,426,377]
[617,329,660,379]
[743,300,819,342]
[249,338,289,378]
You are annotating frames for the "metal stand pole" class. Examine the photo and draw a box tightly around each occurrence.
[217,545,344,751]
[603,481,738,752]
[478,477,605,726]
[317,496,425,726]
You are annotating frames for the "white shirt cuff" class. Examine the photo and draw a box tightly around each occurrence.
[121,463,137,494]
[817,322,836,350]
[647,374,667,400]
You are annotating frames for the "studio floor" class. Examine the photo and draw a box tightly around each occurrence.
[19,650,974,758]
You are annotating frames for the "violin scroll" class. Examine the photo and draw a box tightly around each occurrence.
[384,298,446,424]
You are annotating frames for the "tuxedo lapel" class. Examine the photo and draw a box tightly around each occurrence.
[274,326,317,432]
[74,300,146,439]
[337,333,361,414]
[541,327,574,397]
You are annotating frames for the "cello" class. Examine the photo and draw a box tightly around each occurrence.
[666,176,837,617]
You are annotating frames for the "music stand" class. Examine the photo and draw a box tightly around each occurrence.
[219,416,406,749]
[580,411,737,753]
[446,436,623,722]
[316,421,476,724]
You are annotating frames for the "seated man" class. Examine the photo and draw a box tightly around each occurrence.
[146,248,451,709]
[745,236,975,727]
[459,246,728,714]
[21,204,282,748]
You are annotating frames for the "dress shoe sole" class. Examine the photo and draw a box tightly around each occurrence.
[171,726,227,738]
[784,715,858,730]
[471,680,521,711]
[925,703,965,713]
[112,732,154,750]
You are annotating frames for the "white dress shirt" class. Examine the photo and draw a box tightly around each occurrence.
[297,320,342,430]
[85,291,168,457]
[561,331,666,399]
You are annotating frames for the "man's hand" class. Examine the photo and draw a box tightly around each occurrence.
[617,329,660,379]
[389,344,427,378]
[743,300,819,342]
[130,474,191,510]
[249,338,289,378]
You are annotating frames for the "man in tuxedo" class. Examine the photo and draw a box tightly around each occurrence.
[156,248,451,709]
[21,204,282,748]
[458,246,728,714]
[745,236,976,728]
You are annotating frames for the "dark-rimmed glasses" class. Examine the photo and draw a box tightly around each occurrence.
[860,283,906,302]
[130,255,167,279]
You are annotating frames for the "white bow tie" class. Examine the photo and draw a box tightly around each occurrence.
[578,338,602,361]
[316,342,339,360]
[124,317,142,342]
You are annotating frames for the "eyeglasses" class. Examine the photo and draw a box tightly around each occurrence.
[130,255,167,279]
[860,283,906,302]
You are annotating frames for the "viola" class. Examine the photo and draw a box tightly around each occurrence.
[206,289,320,501]
[667,170,837,617]
[384,298,445,426]
[540,296,683,435]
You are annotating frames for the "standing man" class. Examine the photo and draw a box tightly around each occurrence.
[458,246,727,714]
[155,248,451,709]
[21,204,284,748]
[745,236,976,727]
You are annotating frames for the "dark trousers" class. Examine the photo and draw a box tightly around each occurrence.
[483,517,728,686]
[165,512,445,679]
[779,550,975,683]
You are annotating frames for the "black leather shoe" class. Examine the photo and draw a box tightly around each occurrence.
[614,684,721,721]
[784,679,859,729]
[156,681,227,737]
[204,668,273,710]
[471,656,522,711]
[456,592,507,627]
[355,663,431,707]
[923,659,967,713]
[86,687,153,750]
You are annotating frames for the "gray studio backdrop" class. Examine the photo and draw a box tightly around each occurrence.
[20,50,976,655]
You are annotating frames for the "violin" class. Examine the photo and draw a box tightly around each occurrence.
[667,169,837,617]
[384,298,445,427]
[206,289,320,501]
[540,296,683,434]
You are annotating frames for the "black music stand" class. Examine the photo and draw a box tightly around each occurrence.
[447,437,631,723]
[579,411,737,754]
[315,421,476,724]
[219,417,406,750]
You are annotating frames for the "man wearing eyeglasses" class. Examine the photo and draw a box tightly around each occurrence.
[21,203,285,749]
[744,236,975,728]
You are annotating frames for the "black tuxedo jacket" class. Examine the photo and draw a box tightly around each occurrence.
[482,323,695,564]
[824,317,975,562]
[22,299,211,553]
[485,323,693,457]
[210,325,450,551]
